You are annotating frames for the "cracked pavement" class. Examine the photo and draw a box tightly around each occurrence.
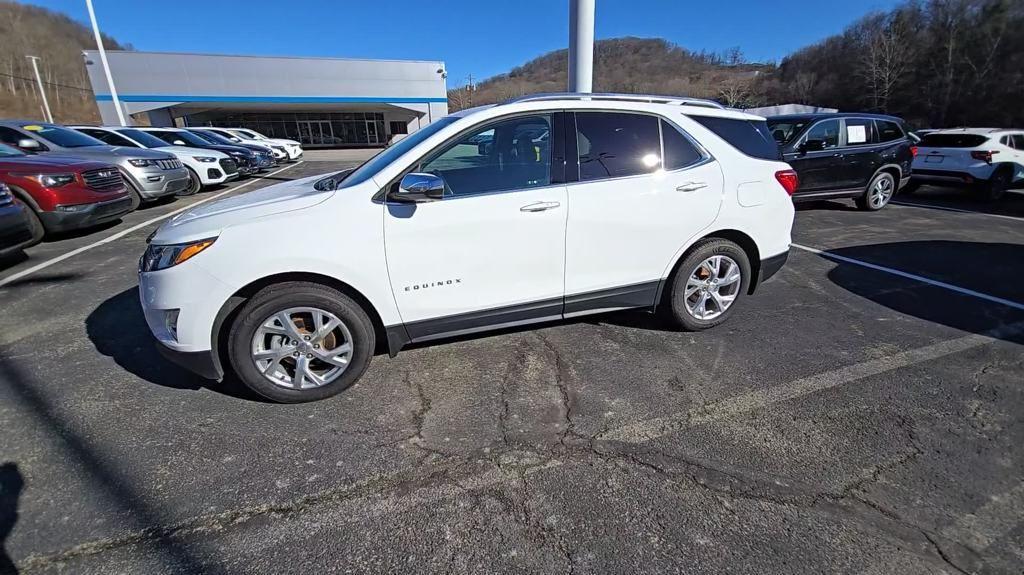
[0,163,1022,574]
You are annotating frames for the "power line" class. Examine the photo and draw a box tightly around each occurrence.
[0,71,93,93]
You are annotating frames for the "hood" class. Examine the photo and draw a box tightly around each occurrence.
[269,138,300,146]
[153,173,334,243]
[0,154,110,171]
[161,145,227,159]
[45,146,173,160]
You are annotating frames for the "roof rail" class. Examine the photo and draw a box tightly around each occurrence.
[502,92,725,110]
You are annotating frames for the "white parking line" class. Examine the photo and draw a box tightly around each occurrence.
[791,243,1024,311]
[891,201,1023,222]
[0,162,302,289]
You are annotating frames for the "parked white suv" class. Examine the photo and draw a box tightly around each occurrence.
[72,126,238,195]
[223,128,302,161]
[139,94,796,403]
[910,128,1024,200]
[190,127,289,162]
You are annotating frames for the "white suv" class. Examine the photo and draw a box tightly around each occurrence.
[72,126,238,195]
[139,94,796,403]
[223,128,303,161]
[910,128,1024,200]
[190,127,289,162]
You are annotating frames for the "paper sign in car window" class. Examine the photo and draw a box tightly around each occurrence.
[22,125,43,131]
[847,125,867,144]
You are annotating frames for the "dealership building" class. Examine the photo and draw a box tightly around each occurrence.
[82,50,449,147]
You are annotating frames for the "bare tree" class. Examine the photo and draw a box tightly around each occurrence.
[859,13,915,112]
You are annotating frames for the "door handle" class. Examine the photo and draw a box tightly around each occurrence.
[675,182,708,192]
[520,201,561,212]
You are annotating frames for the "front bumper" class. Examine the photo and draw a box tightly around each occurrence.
[37,195,134,233]
[126,167,191,199]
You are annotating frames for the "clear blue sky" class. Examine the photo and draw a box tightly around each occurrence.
[28,0,903,87]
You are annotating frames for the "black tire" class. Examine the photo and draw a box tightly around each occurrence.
[179,167,202,196]
[855,172,896,211]
[980,169,1010,202]
[666,238,751,331]
[125,180,144,210]
[227,282,375,403]
[14,199,45,245]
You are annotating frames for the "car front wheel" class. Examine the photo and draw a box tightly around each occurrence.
[667,238,751,331]
[227,282,375,403]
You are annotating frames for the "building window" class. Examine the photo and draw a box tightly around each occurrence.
[389,121,408,135]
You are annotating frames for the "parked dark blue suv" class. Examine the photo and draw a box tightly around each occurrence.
[767,113,916,211]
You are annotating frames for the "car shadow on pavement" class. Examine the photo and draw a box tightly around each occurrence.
[0,462,23,575]
[823,241,1024,344]
[86,288,260,400]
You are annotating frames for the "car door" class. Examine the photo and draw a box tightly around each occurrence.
[563,111,724,313]
[783,118,843,195]
[839,117,880,190]
[384,113,568,339]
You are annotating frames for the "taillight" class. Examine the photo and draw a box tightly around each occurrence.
[775,169,799,196]
[910,146,918,158]
[971,150,998,163]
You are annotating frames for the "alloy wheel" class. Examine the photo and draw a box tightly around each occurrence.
[250,307,354,390]
[870,176,893,209]
[684,255,742,320]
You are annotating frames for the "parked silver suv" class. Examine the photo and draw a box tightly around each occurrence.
[0,121,189,202]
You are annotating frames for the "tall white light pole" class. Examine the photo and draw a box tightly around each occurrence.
[86,0,127,126]
[568,0,595,93]
[25,56,53,123]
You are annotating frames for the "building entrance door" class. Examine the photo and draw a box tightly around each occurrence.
[297,121,334,145]
[365,120,379,145]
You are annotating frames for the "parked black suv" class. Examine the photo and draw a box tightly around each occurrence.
[767,113,915,211]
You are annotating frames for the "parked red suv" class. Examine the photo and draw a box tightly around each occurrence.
[0,143,134,236]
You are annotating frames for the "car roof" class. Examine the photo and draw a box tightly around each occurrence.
[767,112,905,123]
[929,127,1016,135]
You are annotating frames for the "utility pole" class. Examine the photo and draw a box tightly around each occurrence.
[86,0,127,126]
[465,74,474,107]
[568,0,595,93]
[25,56,53,123]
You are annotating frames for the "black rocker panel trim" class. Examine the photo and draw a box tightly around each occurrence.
[563,280,660,315]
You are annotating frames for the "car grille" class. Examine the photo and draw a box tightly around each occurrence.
[219,158,238,175]
[157,158,183,170]
[82,168,125,192]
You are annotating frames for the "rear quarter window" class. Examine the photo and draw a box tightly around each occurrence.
[919,133,990,148]
[689,115,781,161]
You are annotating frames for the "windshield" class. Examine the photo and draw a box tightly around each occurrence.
[341,117,459,188]
[766,118,812,145]
[148,130,212,148]
[0,143,25,157]
[25,124,105,148]
[192,130,237,145]
[236,129,260,139]
[119,128,171,148]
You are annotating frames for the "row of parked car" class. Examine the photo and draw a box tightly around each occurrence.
[766,112,1023,207]
[0,121,303,259]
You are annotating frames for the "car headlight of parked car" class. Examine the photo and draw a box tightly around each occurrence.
[128,158,157,167]
[193,156,218,163]
[140,237,217,272]
[10,173,76,187]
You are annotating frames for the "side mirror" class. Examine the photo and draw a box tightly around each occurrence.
[800,139,825,154]
[17,138,41,152]
[172,140,187,146]
[393,173,445,203]
[314,177,338,191]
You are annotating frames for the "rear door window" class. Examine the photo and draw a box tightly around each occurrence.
[843,118,877,146]
[875,120,905,143]
[690,115,781,160]
[1010,134,1024,149]
[575,112,662,180]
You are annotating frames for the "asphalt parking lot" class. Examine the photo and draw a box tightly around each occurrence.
[0,159,1022,574]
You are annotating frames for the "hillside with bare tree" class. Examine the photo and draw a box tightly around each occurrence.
[0,0,128,124]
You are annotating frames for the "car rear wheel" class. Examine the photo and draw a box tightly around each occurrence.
[179,167,202,196]
[666,238,751,331]
[856,172,895,211]
[980,169,1010,202]
[227,282,375,403]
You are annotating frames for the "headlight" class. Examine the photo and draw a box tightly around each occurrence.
[128,158,157,167]
[11,173,76,187]
[140,237,217,272]
[194,156,218,163]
